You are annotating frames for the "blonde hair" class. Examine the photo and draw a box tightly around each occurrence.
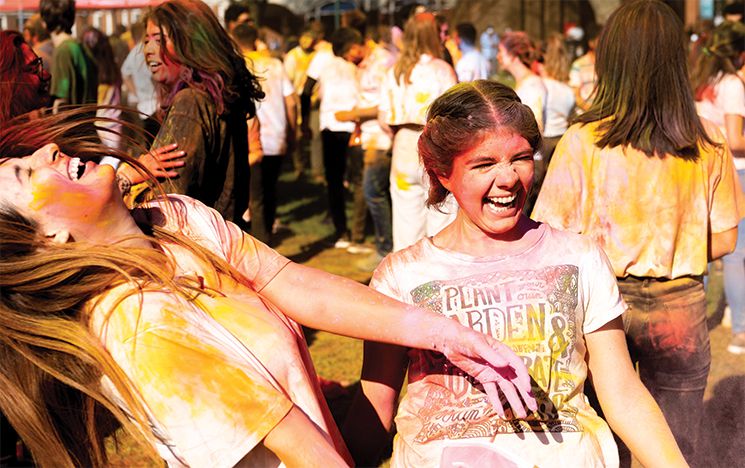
[0,109,245,467]
[393,12,443,84]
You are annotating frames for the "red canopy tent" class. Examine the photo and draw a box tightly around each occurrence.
[0,0,162,12]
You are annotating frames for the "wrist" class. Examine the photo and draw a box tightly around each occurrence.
[116,171,132,195]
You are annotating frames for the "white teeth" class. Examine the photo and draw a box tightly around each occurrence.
[68,157,82,181]
[487,194,516,205]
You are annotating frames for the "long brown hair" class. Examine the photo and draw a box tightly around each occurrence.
[0,110,247,467]
[144,0,264,117]
[576,0,715,160]
[393,12,442,85]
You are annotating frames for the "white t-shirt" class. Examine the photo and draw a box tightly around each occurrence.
[245,52,295,155]
[358,43,396,151]
[120,42,157,117]
[371,223,625,468]
[696,72,745,170]
[543,77,575,138]
[455,48,490,82]
[516,74,547,132]
[309,52,358,132]
[379,54,457,127]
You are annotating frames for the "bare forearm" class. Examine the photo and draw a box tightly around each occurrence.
[262,262,455,351]
[709,227,737,261]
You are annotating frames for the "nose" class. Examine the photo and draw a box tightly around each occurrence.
[492,161,520,187]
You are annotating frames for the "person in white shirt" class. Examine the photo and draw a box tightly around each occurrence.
[454,22,489,82]
[121,20,158,142]
[335,26,398,269]
[235,24,297,246]
[302,27,365,247]
[378,12,458,252]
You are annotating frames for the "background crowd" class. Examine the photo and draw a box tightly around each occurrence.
[0,0,744,466]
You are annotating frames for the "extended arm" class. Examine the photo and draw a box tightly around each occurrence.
[709,226,738,261]
[261,262,536,412]
[585,317,687,467]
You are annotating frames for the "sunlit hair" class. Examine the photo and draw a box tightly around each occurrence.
[577,0,715,160]
[542,33,570,82]
[0,31,49,124]
[394,12,442,85]
[419,80,542,206]
[0,109,251,467]
[82,27,122,87]
[690,20,745,101]
[143,0,263,117]
[500,31,538,68]
[23,14,50,42]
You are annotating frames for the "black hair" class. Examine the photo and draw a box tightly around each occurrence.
[330,27,363,57]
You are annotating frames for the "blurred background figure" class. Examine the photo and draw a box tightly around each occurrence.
[22,13,54,73]
[284,27,319,179]
[691,20,745,355]
[234,23,297,245]
[40,0,98,112]
[453,22,489,82]
[480,24,499,76]
[379,12,457,252]
[0,30,51,124]
[498,31,546,132]
[121,19,159,145]
[569,22,601,114]
[82,27,123,153]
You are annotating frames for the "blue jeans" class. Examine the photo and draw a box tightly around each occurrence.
[617,275,709,466]
[723,169,745,334]
[363,148,392,256]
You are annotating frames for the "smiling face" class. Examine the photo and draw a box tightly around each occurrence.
[0,144,121,241]
[143,20,183,87]
[438,128,534,241]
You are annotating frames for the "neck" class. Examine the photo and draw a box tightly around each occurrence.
[78,206,153,249]
[434,211,541,257]
[50,31,72,47]
[511,62,534,85]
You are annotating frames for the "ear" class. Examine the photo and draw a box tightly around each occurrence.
[436,172,452,193]
[47,229,71,244]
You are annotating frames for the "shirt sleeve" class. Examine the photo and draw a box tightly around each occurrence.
[532,126,585,232]
[719,74,745,118]
[96,290,293,468]
[280,65,295,98]
[706,132,745,234]
[580,238,627,334]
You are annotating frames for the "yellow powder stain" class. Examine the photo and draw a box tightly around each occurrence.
[30,187,90,211]
[395,172,411,191]
[415,91,430,104]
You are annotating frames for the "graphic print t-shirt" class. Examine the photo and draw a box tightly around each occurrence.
[371,224,625,468]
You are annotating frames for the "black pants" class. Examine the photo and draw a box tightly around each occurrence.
[321,130,351,238]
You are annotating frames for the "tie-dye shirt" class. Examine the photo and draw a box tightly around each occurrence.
[378,54,457,127]
[89,195,347,467]
[371,224,625,468]
[532,120,745,279]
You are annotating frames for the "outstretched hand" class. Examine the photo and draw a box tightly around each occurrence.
[440,328,537,419]
[118,143,186,185]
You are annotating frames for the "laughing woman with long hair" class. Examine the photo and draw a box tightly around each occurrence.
[117,0,264,229]
[0,105,534,467]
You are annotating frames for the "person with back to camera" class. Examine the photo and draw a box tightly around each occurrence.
[533,1,745,464]
[0,106,535,467]
[342,80,687,468]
